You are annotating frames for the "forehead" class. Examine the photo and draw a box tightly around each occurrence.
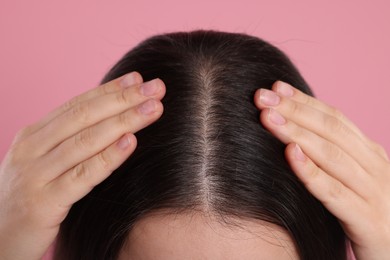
[119,211,299,260]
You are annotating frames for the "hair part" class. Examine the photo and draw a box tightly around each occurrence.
[54,30,346,260]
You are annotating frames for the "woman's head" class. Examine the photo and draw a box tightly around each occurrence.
[54,30,346,259]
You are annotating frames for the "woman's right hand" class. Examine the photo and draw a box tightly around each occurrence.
[0,72,166,260]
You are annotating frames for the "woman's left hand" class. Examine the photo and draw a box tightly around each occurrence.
[254,81,390,260]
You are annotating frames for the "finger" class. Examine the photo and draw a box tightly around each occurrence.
[284,142,367,228]
[260,108,376,200]
[43,133,137,209]
[367,141,390,162]
[27,78,165,156]
[255,89,388,174]
[38,98,164,182]
[272,81,389,162]
[22,71,143,137]
[272,81,369,143]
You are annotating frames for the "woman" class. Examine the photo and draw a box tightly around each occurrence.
[0,30,389,260]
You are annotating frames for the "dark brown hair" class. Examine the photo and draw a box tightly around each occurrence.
[54,30,346,259]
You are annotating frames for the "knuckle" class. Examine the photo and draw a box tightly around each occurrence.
[289,101,302,117]
[74,128,94,149]
[301,167,320,191]
[328,181,345,201]
[62,95,80,113]
[71,163,90,183]
[307,165,321,179]
[116,89,132,105]
[329,106,345,121]
[302,94,314,107]
[7,143,25,164]
[70,102,90,124]
[322,142,343,163]
[375,143,387,155]
[100,82,120,95]
[9,134,33,162]
[371,141,389,159]
[323,115,344,134]
[13,126,31,142]
[118,111,133,127]
[97,151,112,171]
[289,124,306,141]
[99,82,111,95]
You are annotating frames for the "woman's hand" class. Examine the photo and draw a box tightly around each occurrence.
[254,81,390,260]
[0,72,166,260]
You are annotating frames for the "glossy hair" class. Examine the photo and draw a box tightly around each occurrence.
[54,30,346,259]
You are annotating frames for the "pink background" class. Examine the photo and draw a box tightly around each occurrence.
[1,1,389,259]
[1,1,389,158]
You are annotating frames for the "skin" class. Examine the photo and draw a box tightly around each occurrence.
[254,81,390,259]
[0,72,166,260]
[118,211,299,260]
[0,73,389,259]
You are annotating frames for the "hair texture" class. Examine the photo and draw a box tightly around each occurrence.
[54,30,346,259]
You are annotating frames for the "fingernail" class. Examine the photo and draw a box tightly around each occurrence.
[138,99,157,115]
[117,134,131,150]
[267,108,286,125]
[259,89,280,106]
[276,81,294,97]
[294,143,306,162]
[140,79,161,96]
[120,72,140,88]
